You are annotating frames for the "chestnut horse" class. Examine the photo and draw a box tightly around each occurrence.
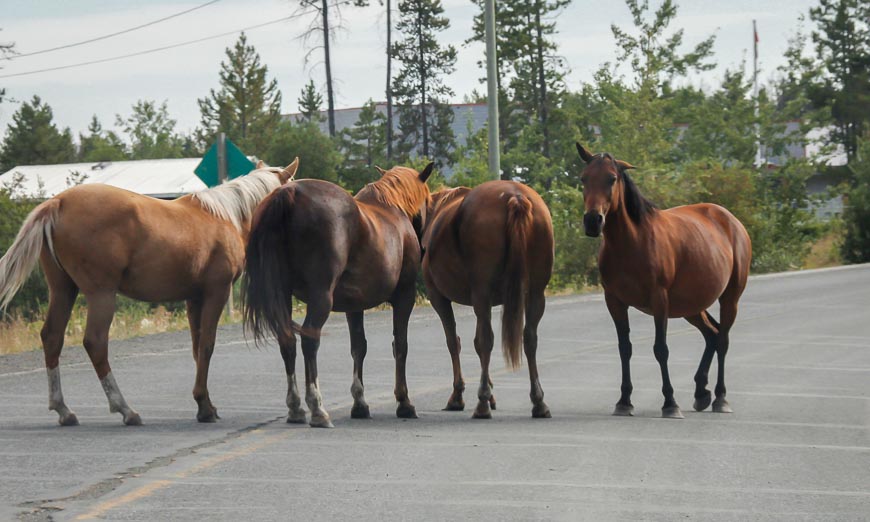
[0,160,298,425]
[243,164,432,428]
[422,181,554,419]
[576,143,751,418]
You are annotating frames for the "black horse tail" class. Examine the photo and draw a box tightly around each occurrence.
[501,193,532,370]
[242,185,304,346]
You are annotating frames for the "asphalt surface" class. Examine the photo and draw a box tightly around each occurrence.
[0,265,868,521]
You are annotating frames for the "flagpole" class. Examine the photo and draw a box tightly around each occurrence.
[753,19,762,168]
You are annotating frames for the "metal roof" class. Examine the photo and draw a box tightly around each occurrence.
[0,158,207,199]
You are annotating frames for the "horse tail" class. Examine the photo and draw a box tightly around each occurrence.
[242,186,303,346]
[501,193,533,370]
[0,198,61,311]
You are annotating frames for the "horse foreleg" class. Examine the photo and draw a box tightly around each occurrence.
[686,312,719,411]
[191,287,229,423]
[346,311,371,419]
[524,292,550,418]
[471,296,494,419]
[391,290,418,419]
[279,333,306,424]
[429,289,464,411]
[302,296,333,428]
[84,292,141,426]
[605,293,634,416]
[41,270,79,426]
[651,294,682,419]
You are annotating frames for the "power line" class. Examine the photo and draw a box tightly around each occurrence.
[0,3,353,80]
[10,0,223,60]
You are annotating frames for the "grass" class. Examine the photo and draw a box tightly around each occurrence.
[803,224,844,270]
[0,303,244,356]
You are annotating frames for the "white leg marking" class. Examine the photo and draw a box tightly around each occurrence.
[286,373,306,422]
[100,371,140,425]
[46,367,76,424]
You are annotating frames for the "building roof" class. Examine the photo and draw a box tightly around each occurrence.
[0,158,207,199]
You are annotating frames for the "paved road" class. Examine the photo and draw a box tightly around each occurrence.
[1,265,868,521]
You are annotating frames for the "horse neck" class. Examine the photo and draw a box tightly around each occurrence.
[602,198,644,251]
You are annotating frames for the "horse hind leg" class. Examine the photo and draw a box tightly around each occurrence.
[83,292,141,426]
[191,286,230,423]
[346,311,371,419]
[685,311,719,412]
[471,295,495,419]
[302,294,334,428]
[279,333,307,424]
[428,289,465,411]
[712,295,739,413]
[524,291,550,419]
[391,287,418,419]
[41,261,79,426]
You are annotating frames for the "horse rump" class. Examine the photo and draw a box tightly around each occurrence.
[242,186,304,345]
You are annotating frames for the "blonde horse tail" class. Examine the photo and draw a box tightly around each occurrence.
[0,198,60,311]
[242,185,303,346]
[501,193,533,370]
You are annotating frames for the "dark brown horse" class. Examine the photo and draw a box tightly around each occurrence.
[422,181,554,419]
[576,144,751,418]
[0,160,298,425]
[243,164,433,428]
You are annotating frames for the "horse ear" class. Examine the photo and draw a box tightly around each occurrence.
[576,142,594,163]
[374,165,387,176]
[616,159,635,171]
[280,157,299,182]
[256,160,266,169]
[419,162,435,182]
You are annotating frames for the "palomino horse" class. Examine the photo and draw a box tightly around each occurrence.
[422,181,554,419]
[243,164,433,428]
[0,160,298,425]
[576,143,751,418]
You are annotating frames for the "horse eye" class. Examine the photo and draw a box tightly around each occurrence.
[608,177,617,186]
[580,177,587,185]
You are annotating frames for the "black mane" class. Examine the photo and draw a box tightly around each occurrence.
[598,153,657,224]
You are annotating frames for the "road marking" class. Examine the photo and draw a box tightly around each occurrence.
[73,427,291,520]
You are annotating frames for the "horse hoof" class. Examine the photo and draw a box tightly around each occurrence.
[712,398,733,413]
[124,412,143,426]
[286,410,307,424]
[489,397,497,411]
[532,402,551,419]
[58,413,79,426]
[442,399,465,411]
[612,403,634,416]
[693,391,712,412]
[396,403,418,419]
[662,406,684,419]
[472,402,492,419]
[351,403,372,419]
[310,415,334,428]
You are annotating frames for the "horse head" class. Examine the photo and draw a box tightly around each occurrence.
[575,143,635,237]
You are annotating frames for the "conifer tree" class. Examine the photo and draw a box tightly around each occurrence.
[79,115,127,162]
[116,100,183,159]
[0,96,76,172]
[197,33,282,155]
[298,80,325,122]
[391,0,457,165]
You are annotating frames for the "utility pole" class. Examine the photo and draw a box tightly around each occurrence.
[484,0,500,179]
[386,0,393,161]
[753,19,762,168]
[322,0,336,137]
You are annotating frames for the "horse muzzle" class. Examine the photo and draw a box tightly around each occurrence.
[583,212,604,237]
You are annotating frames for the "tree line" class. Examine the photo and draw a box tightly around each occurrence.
[1,0,869,319]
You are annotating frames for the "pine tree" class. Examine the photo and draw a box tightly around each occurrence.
[298,80,324,122]
[116,100,183,159]
[78,115,128,162]
[391,0,457,165]
[197,33,282,155]
[338,100,387,191]
[0,96,76,172]
[809,0,870,161]
[469,0,569,160]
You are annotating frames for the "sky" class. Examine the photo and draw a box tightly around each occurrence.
[0,0,819,140]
